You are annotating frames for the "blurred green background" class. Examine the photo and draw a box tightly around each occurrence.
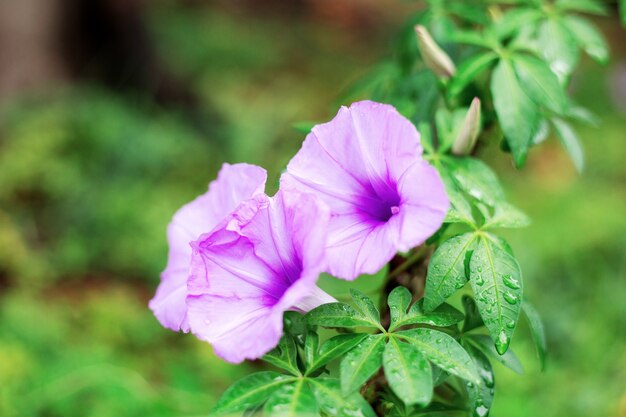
[0,1,624,416]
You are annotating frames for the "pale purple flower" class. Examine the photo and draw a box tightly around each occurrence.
[186,190,333,363]
[149,163,267,332]
[281,100,449,280]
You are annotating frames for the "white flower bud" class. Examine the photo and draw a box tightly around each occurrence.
[452,98,482,155]
[415,25,456,80]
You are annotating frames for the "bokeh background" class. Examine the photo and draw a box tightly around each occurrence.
[0,1,624,416]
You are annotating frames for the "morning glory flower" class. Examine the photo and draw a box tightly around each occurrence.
[281,100,449,280]
[186,190,333,363]
[149,163,267,332]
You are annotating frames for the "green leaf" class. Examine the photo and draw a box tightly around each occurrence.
[439,170,475,225]
[396,328,481,384]
[467,334,524,374]
[483,202,531,229]
[264,379,319,417]
[455,163,502,210]
[522,301,547,370]
[462,295,484,332]
[552,117,584,173]
[306,334,368,375]
[263,335,301,376]
[563,16,609,63]
[538,18,580,80]
[445,30,495,49]
[308,378,377,417]
[621,0,626,26]
[304,331,319,369]
[512,54,569,114]
[418,121,435,154]
[306,303,377,329]
[391,300,465,331]
[388,286,413,330]
[340,334,386,394]
[555,0,608,15]
[491,59,539,167]
[468,235,523,354]
[424,233,477,311]
[463,342,495,417]
[445,157,505,206]
[384,337,433,405]
[531,119,551,145]
[350,289,381,325]
[211,372,294,416]
[449,52,498,97]
[284,311,308,338]
[493,7,543,39]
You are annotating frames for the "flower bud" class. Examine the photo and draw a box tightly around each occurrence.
[452,98,482,155]
[415,25,456,79]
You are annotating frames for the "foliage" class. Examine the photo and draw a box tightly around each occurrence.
[209,1,621,416]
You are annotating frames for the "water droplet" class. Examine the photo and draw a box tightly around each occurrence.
[502,274,520,290]
[495,331,509,355]
[476,404,489,417]
[506,320,516,329]
[503,292,518,305]
[475,274,485,286]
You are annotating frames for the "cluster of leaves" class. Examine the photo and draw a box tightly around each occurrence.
[213,290,544,417]
[349,0,613,170]
[214,0,617,416]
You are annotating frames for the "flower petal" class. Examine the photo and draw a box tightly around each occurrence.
[282,101,446,280]
[149,163,266,332]
[186,190,330,363]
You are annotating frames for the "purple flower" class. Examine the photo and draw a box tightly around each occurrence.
[149,163,267,332]
[281,101,449,280]
[186,190,333,363]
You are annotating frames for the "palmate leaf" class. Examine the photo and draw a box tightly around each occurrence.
[491,59,539,167]
[424,233,477,311]
[466,334,524,375]
[468,234,523,354]
[522,301,547,370]
[384,336,433,405]
[463,342,495,417]
[350,289,381,324]
[211,372,295,416]
[308,378,377,417]
[264,378,319,417]
[340,334,386,394]
[393,299,465,331]
[512,54,569,114]
[395,328,481,384]
[263,335,301,376]
[306,333,368,375]
[390,286,464,331]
